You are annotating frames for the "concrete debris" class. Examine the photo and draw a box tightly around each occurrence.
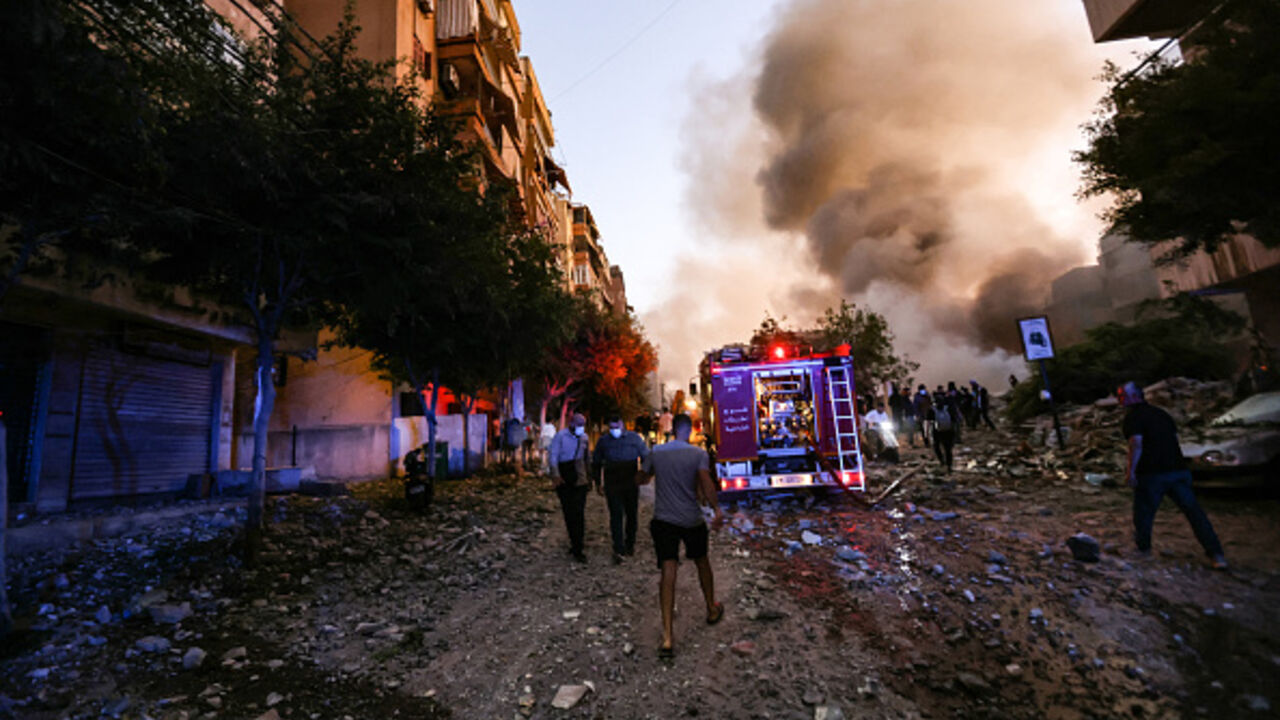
[1065,533,1101,563]
[135,636,171,653]
[221,646,247,662]
[814,705,846,720]
[182,646,207,670]
[149,602,191,624]
[550,684,589,709]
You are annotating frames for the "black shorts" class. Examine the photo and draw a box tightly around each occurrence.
[650,518,708,566]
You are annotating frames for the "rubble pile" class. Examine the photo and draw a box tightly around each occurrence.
[1013,376,1235,488]
[2,425,1276,720]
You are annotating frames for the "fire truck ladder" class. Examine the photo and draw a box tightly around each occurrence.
[825,364,863,487]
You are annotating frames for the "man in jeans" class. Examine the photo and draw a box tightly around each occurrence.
[592,414,650,564]
[1120,382,1228,569]
[640,413,724,659]
[548,413,591,563]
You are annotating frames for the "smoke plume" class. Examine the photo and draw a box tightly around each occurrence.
[645,0,1143,389]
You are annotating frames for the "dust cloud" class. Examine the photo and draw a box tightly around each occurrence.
[645,0,1147,390]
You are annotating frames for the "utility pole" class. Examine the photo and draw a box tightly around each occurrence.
[1017,315,1065,449]
[1038,359,1066,450]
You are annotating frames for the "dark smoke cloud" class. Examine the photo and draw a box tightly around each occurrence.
[805,164,952,294]
[747,0,1112,354]
[647,0,1148,388]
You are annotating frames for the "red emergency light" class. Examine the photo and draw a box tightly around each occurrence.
[771,345,786,360]
[841,470,862,487]
[719,477,751,491]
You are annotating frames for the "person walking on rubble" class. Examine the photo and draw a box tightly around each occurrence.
[928,400,956,473]
[971,379,997,430]
[913,385,932,447]
[1119,382,1228,569]
[549,413,593,563]
[639,413,725,659]
[593,414,650,564]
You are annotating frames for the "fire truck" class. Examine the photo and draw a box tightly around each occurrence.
[696,342,865,494]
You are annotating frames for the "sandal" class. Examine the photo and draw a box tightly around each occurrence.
[706,601,725,625]
[657,643,675,660]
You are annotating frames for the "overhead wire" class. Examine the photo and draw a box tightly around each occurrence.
[549,0,683,102]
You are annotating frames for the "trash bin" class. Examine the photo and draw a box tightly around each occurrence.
[432,441,448,479]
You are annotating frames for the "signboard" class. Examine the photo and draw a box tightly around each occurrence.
[1017,316,1055,361]
[711,367,757,461]
[509,378,525,421]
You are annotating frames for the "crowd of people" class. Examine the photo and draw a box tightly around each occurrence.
[459,370,1229,662]
[543,411,724,659]
[860,379,997,473]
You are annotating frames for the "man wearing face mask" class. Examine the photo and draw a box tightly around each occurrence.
[549,413,592,563]
[592,414,651,564]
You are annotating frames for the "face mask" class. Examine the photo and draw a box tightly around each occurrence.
[574,426,585,437]
[609,428,622,438]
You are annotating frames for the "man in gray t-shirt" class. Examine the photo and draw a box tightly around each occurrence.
[640,413,724,659]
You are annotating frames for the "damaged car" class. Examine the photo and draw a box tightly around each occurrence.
[1181,391,1280,486]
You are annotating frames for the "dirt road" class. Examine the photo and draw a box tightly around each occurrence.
[3,435,1279,719]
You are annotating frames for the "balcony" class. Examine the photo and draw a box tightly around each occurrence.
[1082,0,1215,42]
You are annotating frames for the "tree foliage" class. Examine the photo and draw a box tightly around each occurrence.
[1076,0,1280,256]
[534,298,658,423]
[749,301,917,393]
[0,0,168,301]
[1004,292,1247,422]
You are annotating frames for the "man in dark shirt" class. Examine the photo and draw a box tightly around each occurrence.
[592,414,650,564]
[1120,382,1227,569]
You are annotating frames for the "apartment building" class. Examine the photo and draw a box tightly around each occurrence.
[1,1,630,518]
[568,204,628,315]
[245,0,602,481]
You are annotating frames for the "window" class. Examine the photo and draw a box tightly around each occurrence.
[413,35,432,79]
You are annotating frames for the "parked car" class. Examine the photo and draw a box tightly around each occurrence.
[1181,392,1280,486]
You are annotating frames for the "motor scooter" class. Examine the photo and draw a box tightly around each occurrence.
[403,444,435,511]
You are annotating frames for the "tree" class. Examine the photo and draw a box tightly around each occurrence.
[0,0,166,305]
[533,300,657,424]
[815,301,918,392]
[1076,0,1280,257]
[323,132,575,481]
[134,7,470,558]
[748,302,917,394]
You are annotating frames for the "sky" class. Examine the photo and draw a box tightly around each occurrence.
[517,0,1156,393]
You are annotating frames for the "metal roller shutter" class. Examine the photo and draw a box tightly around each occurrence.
[71,345,215,500]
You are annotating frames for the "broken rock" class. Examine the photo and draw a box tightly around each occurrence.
[1065,533,1101,563]
[135,636,171,653]
[550,684,589,709]
[815,705,846,720]
[149,602,192,625]
[182,647,207,670]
